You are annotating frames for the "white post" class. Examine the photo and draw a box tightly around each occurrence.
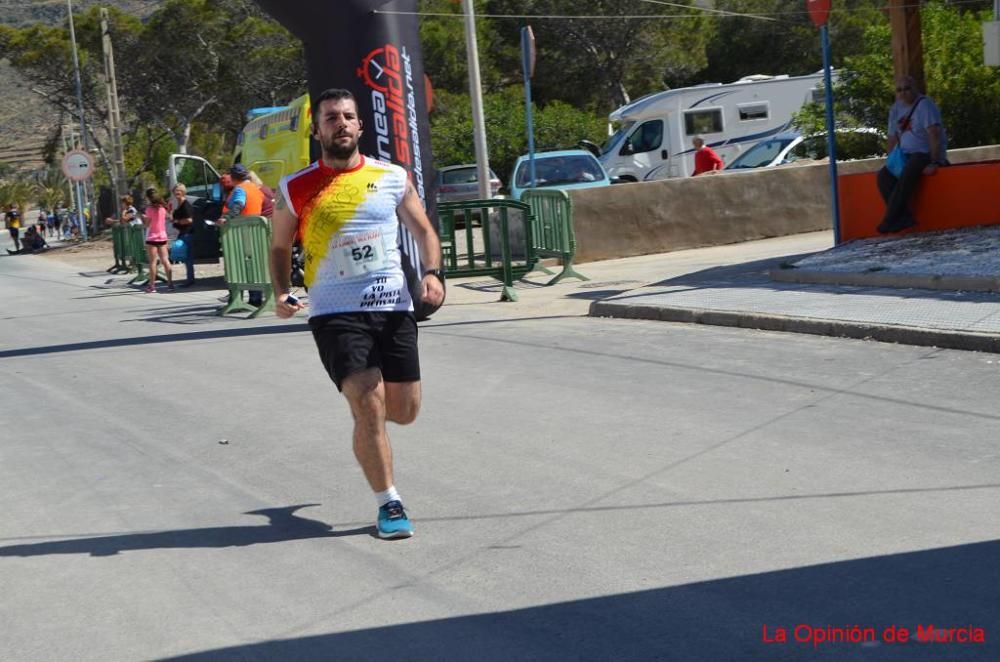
[66,0,91,239]
[462,0,492,200]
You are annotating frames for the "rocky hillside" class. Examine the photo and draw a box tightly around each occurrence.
[0,0,160,173]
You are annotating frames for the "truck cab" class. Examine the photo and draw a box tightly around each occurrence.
[167,153,224,261]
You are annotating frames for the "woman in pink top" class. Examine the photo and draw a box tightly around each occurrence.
[142,188,173,292]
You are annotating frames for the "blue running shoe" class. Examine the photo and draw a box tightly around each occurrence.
[377,500,414,539]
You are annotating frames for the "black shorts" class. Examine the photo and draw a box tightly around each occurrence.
[146,240,167,247]
[309,311,419,391]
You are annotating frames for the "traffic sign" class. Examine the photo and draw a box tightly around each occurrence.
[807,0,831,27]
[62,149,94,182]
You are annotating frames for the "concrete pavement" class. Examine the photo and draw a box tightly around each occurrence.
[3,229,1000,660]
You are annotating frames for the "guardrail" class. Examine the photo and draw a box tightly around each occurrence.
[437,199,537,302]
[218,215,274,318]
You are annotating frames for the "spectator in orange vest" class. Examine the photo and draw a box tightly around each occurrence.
[216,164,264,226]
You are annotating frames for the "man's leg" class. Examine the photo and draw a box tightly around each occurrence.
[342,368,394,492]
[879,154,930,232]
[341,367,414,539]
[385,381,421,425]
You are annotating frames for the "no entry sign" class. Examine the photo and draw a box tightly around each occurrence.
[61,149,94,182]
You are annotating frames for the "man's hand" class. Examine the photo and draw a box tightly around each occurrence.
[421,274,445,309]
[275,292,305,319]
[923,163,939,176]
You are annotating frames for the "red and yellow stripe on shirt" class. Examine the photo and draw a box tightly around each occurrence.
[280,156,410,315]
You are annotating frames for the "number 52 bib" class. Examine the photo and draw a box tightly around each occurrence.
[331,229,391,279]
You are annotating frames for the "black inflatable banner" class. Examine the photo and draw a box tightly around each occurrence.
[255,0,441,316]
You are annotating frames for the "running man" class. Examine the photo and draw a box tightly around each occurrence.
[269,88,444,540]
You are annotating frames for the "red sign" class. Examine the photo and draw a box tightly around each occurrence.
[807,0,831,27]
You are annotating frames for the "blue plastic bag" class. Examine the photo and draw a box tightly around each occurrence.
[169,238,188,263]
[886,146,907,178]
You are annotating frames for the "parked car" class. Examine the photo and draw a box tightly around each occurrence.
[435,164,502,204]
[506,149,613,201]
[725,129,885,171]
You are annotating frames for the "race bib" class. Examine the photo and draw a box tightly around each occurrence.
[331,230,391,279]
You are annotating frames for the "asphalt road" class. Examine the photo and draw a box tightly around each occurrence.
[2,232,999,661]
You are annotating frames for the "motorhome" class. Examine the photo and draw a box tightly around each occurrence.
[594,72,829,181]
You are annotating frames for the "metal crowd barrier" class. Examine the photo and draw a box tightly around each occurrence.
[437,199,537,302]
[520,189,589,285]
[218,215,274,318]
[107,223,129,274]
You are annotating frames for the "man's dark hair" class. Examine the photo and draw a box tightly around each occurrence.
[311,88,357,125]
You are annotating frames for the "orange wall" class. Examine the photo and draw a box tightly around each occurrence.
[838,160,1000,242]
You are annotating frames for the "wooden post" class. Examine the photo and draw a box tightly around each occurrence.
[887,0,925,90]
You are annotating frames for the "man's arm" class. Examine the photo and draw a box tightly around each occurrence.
[923,124,943,174]
[710,148,724,171]
[269,187,303,318]
[396,181,445,308]
[220,188,246,224]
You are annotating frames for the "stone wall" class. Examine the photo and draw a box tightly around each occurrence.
[568,145,1000,263]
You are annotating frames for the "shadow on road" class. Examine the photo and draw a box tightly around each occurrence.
[159,538,1000,661]
[0,505,369,558]
[0,322,308,358]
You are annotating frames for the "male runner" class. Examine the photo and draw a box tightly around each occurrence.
[269,88,444,539]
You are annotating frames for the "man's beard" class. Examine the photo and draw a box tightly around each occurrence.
[322,133,359,160]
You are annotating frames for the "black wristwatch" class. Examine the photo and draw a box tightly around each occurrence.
[423,268,445,283]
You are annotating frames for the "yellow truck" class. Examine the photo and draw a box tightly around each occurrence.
[234,93,313,190]
[166,95,313,260]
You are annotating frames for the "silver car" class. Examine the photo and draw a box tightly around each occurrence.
[435,164,502,204]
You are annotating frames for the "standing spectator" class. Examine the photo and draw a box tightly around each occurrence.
[36,209,47,236]
[220,164,265,305]
[691,136,724,175]
[104,195,138,227]
[142,188,173,293]
[249,170,275,219]
[876,76,947,234]
[216,164,263,226]
[5,204,21,253]
[46,210,57,238]
[170,184,196,287]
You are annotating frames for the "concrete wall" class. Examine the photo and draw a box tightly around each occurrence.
[569,145,1000,263]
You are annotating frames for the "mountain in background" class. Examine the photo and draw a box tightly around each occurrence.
[0,0,161,172]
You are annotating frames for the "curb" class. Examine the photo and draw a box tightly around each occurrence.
[589,301,1000,354]
[769,268,1000,293]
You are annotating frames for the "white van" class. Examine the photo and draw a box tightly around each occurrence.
[594,72,830,181]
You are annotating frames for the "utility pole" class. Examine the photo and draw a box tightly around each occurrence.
[101,8,128,218]
[887,0,925,91]
[462,0,492,200]
[66,0,91,239]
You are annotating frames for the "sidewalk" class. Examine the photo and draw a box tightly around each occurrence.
[588,226,1000,354]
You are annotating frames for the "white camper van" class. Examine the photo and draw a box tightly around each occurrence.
[594,73,828,181]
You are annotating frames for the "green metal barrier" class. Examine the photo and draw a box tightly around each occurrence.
[437,199,537,302]
[520,189,588,285]
[124,224,166,286]
[218,215,274,318]
[107,223,129,274]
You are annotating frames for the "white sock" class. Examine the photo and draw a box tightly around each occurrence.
[375,486,401,508]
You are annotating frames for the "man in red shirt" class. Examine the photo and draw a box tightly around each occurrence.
[692,136,724,175]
